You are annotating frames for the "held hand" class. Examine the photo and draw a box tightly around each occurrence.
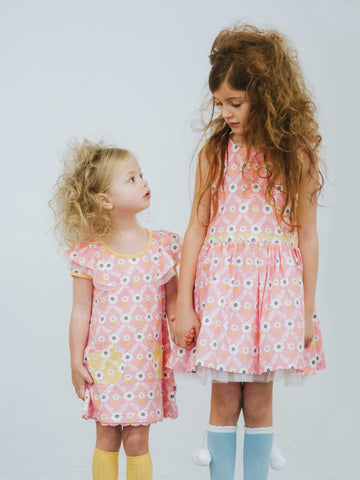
[185,328,196,347]
[173,305,200,349]
[71,364,93,400]
[304,315,315,348]
[167,313,176,344]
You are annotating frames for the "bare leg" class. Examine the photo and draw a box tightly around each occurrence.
[210,381,242,425]
[122,425,150,456]
[95,422,122,451]
[242,381,273,427]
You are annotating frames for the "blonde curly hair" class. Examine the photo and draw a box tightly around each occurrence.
[50,139,130,247]
[197,23,324,229]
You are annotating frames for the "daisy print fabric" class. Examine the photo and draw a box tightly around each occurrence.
[168,138,325,382]
[67,229,181,426]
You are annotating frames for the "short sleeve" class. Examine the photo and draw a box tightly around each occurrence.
[65,242,93,280]
[156,230,182,286]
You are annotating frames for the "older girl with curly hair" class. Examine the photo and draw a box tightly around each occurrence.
[169,24,326,480]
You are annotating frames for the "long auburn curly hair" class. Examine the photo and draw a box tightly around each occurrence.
[197,24,324,229]
[50,139,130,247]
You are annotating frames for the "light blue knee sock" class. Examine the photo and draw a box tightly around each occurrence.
[207,425,237,480]
[243,426,274,480]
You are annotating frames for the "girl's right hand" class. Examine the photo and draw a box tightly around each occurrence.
[173,305,200,348]
[71,364,93,400]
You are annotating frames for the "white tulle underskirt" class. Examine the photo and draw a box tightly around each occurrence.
[175,366,307,386]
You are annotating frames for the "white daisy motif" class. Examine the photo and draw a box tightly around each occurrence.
[122,352,133,363]
[132,293,142,303]
[271,298,281,309]
[231,301,241,311]
[94,371,104,381]
[241,323,251,333]
[124,392,135,402]
[263,204,272,214]
[243,278,254,289]
[108,294,118,304]
[285,319,294,329]
[250,224,262,234]
[111,412,122,422]
[109,334,119,344]
[97,261,106,271]
[239,203,248,213]
[134,332,144,342]
[121,314,131,324]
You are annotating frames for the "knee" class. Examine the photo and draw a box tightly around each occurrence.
[211,389,241,424]
[96,424,121,452]
[243,396,272,426]
[122,427,149,456]
[217,395,240,418]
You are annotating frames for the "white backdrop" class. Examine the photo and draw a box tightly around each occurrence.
[1,0,359,479]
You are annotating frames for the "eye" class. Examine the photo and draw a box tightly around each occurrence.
[129,176,135,183]
[231,103,241,108]
[140,173,144,179]
[214,101,222,107]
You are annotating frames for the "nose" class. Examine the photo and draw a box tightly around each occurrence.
[221,105,233,120]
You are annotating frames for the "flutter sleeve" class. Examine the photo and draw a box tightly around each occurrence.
[65,242,94,279]
[156,230,182,286]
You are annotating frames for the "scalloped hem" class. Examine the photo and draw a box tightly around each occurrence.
[174,366,323,386]
[82,414,178,427]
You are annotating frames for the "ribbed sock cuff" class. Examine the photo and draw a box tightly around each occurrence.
[208,424,238,433]
[94,447,119,456]
[126,452,151,464]
[244,426,275,435]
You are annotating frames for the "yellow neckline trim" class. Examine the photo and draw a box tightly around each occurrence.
[101,228,152,258]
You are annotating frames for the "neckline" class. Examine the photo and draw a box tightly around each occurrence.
[229,135,246,149]
[101,228,152,258]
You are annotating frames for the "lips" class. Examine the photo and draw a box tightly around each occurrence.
[144,190,151,198]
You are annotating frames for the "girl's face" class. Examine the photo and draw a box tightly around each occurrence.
[213,82,250,142]
[104,154,151,216]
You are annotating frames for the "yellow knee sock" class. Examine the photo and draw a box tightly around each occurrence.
[126,452,152,480]
[92,447,119,480]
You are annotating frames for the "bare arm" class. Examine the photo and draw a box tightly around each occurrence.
[297,160,319,347]
[173,149,212,347]
[69,277,94,399]
[165,272,178,341]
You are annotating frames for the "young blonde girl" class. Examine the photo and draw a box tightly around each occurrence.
[51,140,181,480]
[168,24,326,480]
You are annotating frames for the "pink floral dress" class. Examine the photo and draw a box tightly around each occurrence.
[66,229,180,426]
[168,138,326,383]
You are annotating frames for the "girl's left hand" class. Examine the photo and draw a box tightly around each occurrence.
[304,315,315,347]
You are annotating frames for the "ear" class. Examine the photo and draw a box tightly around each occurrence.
[98,193,113,210]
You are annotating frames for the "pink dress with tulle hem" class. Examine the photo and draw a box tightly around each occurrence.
[167,139,326,383]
